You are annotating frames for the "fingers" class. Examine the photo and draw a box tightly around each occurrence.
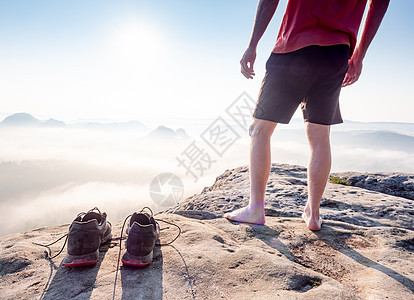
[342,58,363,87]
[240,49,256,79]
[342,73,361,87]
[240,60,255,79]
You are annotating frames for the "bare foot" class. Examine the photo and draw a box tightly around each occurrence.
[301,211,323,231]
[224,205,265,225]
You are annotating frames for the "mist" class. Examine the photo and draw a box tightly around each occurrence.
[0,119,413,236]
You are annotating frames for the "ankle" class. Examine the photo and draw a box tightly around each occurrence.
[248,201,265,210]
[304,206,319,217]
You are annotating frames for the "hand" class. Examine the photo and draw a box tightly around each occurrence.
[240,47,257,79]
[342,57,363,87]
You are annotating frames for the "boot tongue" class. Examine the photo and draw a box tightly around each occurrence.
[82,212,102,223]
[130,212,151,226]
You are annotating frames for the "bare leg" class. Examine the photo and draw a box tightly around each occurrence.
[302,122,331,231]
[224,118,277,225]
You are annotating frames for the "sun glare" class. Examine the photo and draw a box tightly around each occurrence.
[113,20,164,70]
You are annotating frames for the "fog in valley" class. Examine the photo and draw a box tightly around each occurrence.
[0,113,413,236]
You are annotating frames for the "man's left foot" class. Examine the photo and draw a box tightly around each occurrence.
[301,211,323,231]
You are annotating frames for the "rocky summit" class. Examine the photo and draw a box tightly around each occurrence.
[1,163,413,299]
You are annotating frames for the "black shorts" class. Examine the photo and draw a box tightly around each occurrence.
[253,45,349,125]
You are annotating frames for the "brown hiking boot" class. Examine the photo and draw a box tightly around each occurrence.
[122,208,160,267]
[62,207,112,267]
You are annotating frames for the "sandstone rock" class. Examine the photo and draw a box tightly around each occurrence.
[168,164,414,230]
[330,171,414,200]
[0,163,413,299]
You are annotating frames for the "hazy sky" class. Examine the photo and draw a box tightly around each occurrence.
[0,0,413,126]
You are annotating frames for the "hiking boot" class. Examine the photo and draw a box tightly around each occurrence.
[62,207,112,267]
[122,209,160,267]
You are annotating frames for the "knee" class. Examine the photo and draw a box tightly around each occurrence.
[248,124,259,137]
[305,122,331,148]
[249,119,276,138]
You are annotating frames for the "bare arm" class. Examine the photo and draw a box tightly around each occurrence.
[342,0,390,87]
[240,0,279,79]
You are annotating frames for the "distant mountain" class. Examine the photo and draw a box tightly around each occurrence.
[147,125,189,139]
[44,118,65,128]
[339,120,414,136]
[176,128,187,137]
[286,118,414,135]
[0,113,150,131]
[273,128,414,153]
[332,130,414,152]
[0,113,66,128]
[0,113,40,127]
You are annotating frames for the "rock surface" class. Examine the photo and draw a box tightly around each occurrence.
[168,164,414,230]
[1,163,413,299]
[330,171,414,200]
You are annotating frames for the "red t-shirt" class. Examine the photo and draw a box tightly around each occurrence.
[273,0,367,56]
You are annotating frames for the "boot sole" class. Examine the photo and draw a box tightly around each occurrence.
[122,250,153,267]
[62,232,112,267]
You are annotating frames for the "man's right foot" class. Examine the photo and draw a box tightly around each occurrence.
[223,205,265,225]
